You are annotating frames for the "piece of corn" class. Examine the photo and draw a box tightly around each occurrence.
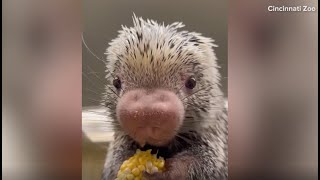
[116,149,165,180]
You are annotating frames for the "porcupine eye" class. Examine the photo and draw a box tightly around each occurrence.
[113,77,122,90]
[185,76,197,89]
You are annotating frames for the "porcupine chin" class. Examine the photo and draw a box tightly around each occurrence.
[102,14,228,180]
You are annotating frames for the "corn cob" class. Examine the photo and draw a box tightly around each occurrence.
[116,149,165,180]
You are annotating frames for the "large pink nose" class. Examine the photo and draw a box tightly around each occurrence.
[116,89,184,146]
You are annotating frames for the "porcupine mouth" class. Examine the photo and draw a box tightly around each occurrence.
[131,126,177,148]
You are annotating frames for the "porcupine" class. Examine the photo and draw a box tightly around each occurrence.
[101,14,228,180]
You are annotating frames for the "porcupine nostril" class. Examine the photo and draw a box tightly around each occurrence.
[159,94,166,102]
[134,93,140,101]
[129,89,145,102]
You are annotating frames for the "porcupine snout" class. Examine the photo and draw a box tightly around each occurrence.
[116,89,185,147]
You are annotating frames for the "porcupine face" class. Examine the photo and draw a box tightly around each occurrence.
[104,15,223,147]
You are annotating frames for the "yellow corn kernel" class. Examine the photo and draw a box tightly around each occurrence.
[116,149,165,180]
[132,168,140,176]
[151,167,158,173]
[126,174,135,180]
[138,165,145,171]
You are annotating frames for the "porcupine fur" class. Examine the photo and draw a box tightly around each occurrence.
[101,14,228,180]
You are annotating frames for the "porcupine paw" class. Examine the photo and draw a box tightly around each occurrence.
[142,157,192,180]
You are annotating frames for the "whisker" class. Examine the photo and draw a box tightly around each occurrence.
[88,65,126,93]
[84,109,107,114]
[175,84,185,94]
[82,72,105,90]
[182,95,225,106]
[85,88,101,96]
[85,66,109,86]
[82,33,122,104]
[110,123,122,128]
[174,138,183,150]
[82,33,107,64]
[182,104,224,112]
[181,81,221,101]
[87,65,103,76]
[82,33,119,82]
[87,71,102,75]
[175,133,194,146]
[181,89,207,101]
[86,97,103,103]
[94,78,120,98]
[181,87,208,101]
